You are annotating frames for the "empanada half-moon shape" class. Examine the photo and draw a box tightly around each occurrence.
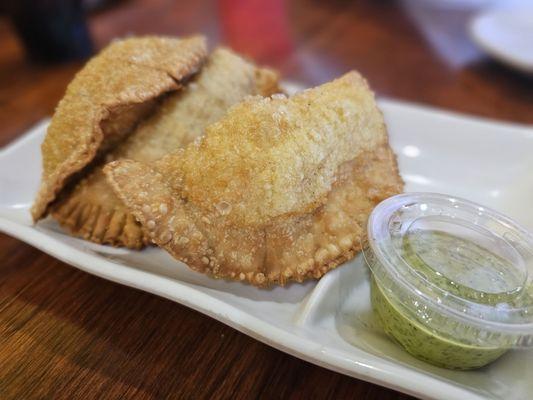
[48,48,281,248]
[105,72,403,285]
[31,35,208,222]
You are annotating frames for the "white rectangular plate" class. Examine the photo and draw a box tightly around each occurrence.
[1,97,533,400]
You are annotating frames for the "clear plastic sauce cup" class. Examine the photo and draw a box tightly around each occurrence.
[362,193,533,370]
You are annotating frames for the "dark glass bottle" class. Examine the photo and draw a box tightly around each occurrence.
[5,0,94,63]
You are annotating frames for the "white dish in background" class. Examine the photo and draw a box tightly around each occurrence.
[1,93,533,400]
[405,0,497,10]
[470,8,533,73]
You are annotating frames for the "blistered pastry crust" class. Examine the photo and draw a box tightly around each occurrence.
[105,72,404,285]
[31,35,208,222]
[48,47,282,248]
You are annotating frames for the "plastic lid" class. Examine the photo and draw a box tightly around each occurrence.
[364,192,533,348]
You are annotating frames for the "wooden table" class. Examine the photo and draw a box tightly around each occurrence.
[1,1,531,398]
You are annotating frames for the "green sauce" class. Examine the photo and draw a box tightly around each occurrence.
[371,277,507,370]
[401,230,524,305]
[371,230,516,370]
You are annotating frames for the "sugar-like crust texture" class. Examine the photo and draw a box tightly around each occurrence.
[49,48,282,248]
[105,72,404,285]
[31,35,208,222]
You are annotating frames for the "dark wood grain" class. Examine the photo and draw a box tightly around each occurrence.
[1,0,532,399]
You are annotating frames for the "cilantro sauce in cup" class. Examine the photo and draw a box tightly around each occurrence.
[362,193,533,370]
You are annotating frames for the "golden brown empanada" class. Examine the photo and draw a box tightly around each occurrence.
[32,35,208,223]
[104,72,403,285]
[48,48,281,248]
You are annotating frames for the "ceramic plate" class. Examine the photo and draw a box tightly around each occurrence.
[470,8,533,74]
[1,92,533,400]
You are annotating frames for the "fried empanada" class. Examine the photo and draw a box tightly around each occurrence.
[48,48,281,248]
[104,72,403,285]
[32,35,208,223]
